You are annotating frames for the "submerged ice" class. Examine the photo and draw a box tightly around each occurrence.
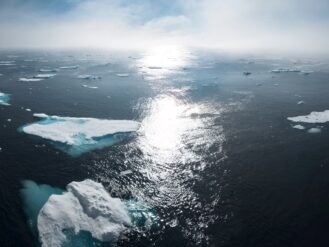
[20,113,139,156]
[0,92,10,105]
[21,179,157,247]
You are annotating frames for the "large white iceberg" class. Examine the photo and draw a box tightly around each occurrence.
[21,179,157,247]
[287,110,329,123]
[0,92,10,105]
[20,114,139,155]
[38,179,131,247]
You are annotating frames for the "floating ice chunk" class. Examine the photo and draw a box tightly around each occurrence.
[19,78,44,82]
[0,61,15,66]
[20,114,140,156]
[78,75,101,80]
[38,179,131,247]
[59,65,79,69]
[297,101,305,105]
[287,110,329,123]
[34,74,56,79]
[292,124,305,130]
[308,127,321,134]
[116,73,129,77]
[23,179,158,247]
[271,68,300,73]
[39,69,58,72]
[0,92,10,105]
[82,85,98,89]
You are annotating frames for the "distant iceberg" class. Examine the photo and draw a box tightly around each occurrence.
[292,124,305,130]
[82,85,98,89]
[78,75,101,80]
[271,68,300,73]
[39,69,58,73]
[116,73,129,77]
[287,110,329,123]
[34,74,56,79]
[19,78,44,82]
[20,113,140,156]
[21,179,157,247]
[0,92,10,105]
[59,65,79,69]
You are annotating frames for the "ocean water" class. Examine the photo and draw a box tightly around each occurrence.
[0,48,329,246]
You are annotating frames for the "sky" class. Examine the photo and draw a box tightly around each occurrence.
[0,0,329,55]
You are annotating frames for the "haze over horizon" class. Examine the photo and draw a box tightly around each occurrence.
[1,0,329,55]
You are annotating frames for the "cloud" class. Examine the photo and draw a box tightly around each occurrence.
[0,0,329,55]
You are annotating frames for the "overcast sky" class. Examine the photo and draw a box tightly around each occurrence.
[1,0,329,54]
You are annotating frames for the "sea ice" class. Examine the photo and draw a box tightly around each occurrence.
[116,73,129,77]
[20,113,140,156]
[287,110,329,123]
[34,74,56,79]
[82,85,98,89]
[59,65,79,69]
[271,68,300,73]
[308,128,322,134]
[78,75,101,80]
[21,179,157,247]
[292,124,305,130]
[0,92,10,105]
[19,78,44,82]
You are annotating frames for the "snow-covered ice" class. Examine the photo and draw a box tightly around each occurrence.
[78,75,101,80]
[34,74,56,79]
[292,124,305,130]
[20,113,140,155]
[19,78,44,82]
[287,110,329,123]
[21,179,158,247]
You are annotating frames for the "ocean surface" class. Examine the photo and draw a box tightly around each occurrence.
[0,48,329,246]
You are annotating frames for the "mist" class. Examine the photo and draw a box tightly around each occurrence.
[0,0,329,55]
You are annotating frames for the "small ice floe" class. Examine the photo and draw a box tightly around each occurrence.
[0,61,15,66]
[243,71,251,76]
[21,179,157,247]
[20,113,140,156]
[0,92,10,105]
[292,124,305,130]
[120,169,133,176]
[271,68,300,73]
[287,110,329,123]
[82,85,98,89]
[19,78,44,82]
[116,73,129,77]
[26,108,31,112]
[39,69,58,73]
[34,74,56,79]
[308,127,322,134]
[59,65,79,70]
[77,75,101,80]
[297,101,305,105]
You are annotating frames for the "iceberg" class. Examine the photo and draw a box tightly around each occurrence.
[19,113,140,156]
[271,68,300,73]
[39,69,58,72]
[308,127,322,134]
[21,179,157,247]
[116,73,129,77]
[59,65,79,69]
[292,124,305,130]
[34,74,56,79]
[287,110,329,123]
[19,78,44,82]
[82,85,98,89]
[78,75,101,80]
[0,92,10,105]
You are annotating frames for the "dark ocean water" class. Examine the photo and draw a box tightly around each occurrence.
[0,48,329,246]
